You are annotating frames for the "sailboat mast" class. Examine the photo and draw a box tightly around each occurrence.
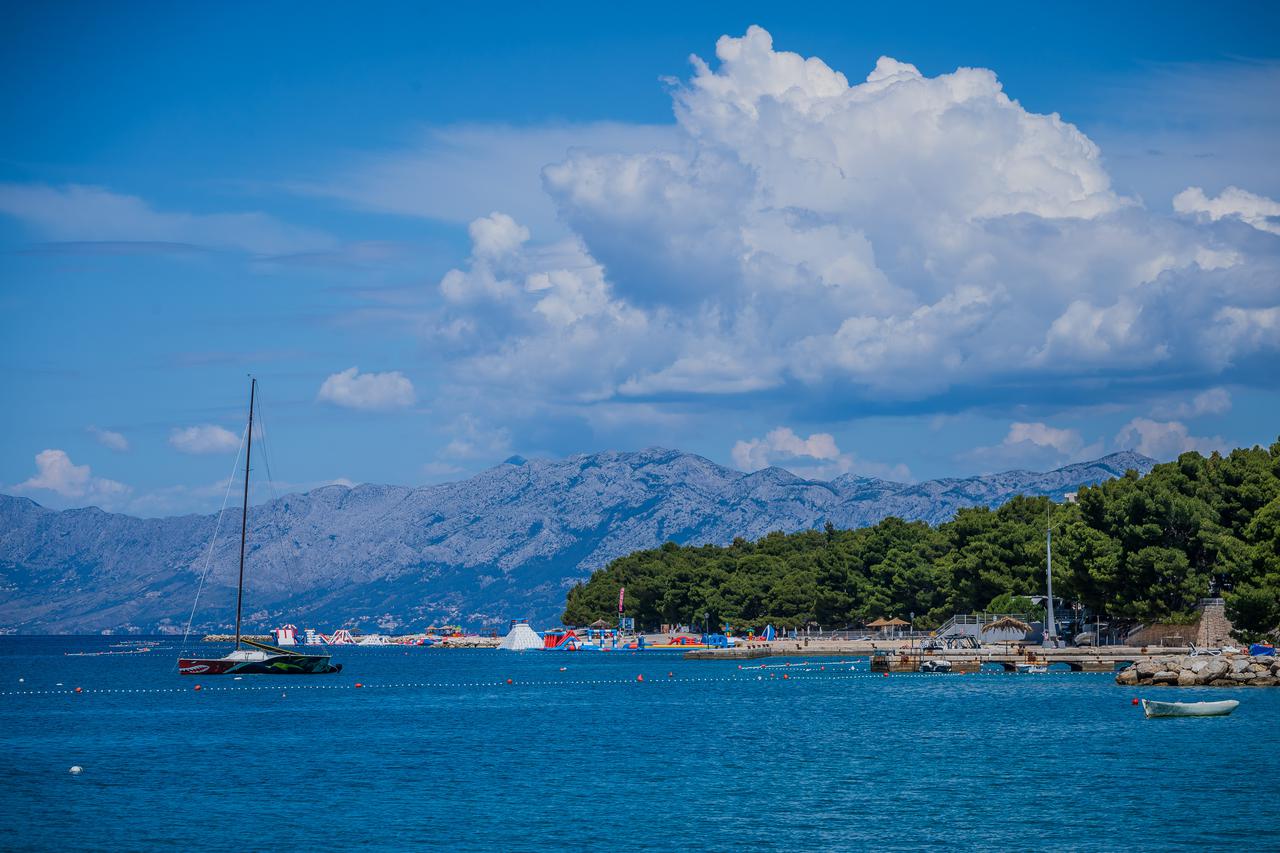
[233,377,256,649]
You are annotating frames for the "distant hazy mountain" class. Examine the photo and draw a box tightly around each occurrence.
[0,448,1155,633]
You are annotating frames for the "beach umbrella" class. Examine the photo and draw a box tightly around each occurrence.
[882,617,909,627]
[866,618,890,629]
[982,616,1032,634]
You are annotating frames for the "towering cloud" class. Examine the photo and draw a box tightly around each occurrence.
[423,26,1278,419]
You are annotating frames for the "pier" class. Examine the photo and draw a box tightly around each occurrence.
[682,641,1159,672]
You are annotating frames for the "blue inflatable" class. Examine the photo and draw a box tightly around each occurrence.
[1249,643,1275,656]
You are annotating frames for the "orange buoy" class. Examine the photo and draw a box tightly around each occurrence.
[74,687,82,693]
[1131,698,1139,705]
[782,673,789,680]
[636,674,644,682]
[882,672,889,678]
[820,666,825,671]
[506,678,513,685]
[354,682,363,688]
[193,684,202,692]
[667,671,673,678]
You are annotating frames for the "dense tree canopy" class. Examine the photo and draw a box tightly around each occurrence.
[563,441,1280,641]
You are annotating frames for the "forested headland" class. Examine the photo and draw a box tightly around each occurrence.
[562,440,1280,641]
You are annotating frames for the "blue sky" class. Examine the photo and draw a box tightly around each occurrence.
[2,2,1278,514]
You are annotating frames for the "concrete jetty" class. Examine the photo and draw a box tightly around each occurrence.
[684,640,1165,672]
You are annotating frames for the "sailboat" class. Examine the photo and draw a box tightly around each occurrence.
[178,378,342,676]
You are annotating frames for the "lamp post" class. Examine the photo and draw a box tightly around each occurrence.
[1045,502,1059,649]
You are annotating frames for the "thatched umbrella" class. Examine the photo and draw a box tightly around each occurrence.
[982,615,1032,635]
[588,618,611,629]
[882,617,910,627]
[865,617,889,628]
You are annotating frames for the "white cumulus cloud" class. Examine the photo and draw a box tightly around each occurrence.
[415,25,1278,423]
[969,421,1103,470]
[468,212,530,258]
[168,424,241,454]
[1003,422,1087,456]
[1174,186,1280,235]
[11,449,129,504]
[732,427,909,481]
[1115,418,1226,459]
[317,367,416,411]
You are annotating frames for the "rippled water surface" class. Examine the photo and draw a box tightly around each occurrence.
[1,636,1277,851]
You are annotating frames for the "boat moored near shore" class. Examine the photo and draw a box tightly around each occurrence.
[1141,698,1240,718]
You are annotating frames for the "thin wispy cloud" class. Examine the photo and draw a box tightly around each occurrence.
[0,183,335,256]
[88,426,129,452]
[169,425,241,455]
[287,122,680,235]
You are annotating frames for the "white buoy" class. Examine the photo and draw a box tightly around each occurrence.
[18,678,23,683]
[69,766,82,775]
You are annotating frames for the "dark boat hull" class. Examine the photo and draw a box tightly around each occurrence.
[178,654,341,675]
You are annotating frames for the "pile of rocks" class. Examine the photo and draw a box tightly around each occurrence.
[432,636,501,648]
[1116,653,1280,687]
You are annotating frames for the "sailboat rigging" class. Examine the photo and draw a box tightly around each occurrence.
[178,377,341,675]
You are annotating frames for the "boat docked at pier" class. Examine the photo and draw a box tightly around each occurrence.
[177,378,341,677]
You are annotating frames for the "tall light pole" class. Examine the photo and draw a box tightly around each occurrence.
[1045,502,1058,648]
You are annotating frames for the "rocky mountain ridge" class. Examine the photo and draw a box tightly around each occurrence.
[0,448,1155,633]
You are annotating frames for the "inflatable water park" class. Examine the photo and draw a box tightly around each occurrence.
[496,618,755,652]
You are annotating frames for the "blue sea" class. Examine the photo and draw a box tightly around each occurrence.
[1,636,1277,852]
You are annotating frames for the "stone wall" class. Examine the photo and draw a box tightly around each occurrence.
[1116,653,1279,687]
[1194,599,1234,647]
[1124,598,1236,649]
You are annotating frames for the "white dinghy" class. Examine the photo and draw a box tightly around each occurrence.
[1141,698,1240,718]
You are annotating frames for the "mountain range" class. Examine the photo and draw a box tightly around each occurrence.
[0,447,1155,633]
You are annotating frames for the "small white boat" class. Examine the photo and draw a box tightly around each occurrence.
[1015,663,1048,674]
[919,659,953,673]
[1141,698,1240,718]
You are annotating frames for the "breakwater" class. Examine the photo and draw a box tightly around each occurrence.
[687,641,1143,671]
[1116,653,1280,686]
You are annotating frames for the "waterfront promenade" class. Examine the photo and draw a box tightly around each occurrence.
[684,639,1168,672]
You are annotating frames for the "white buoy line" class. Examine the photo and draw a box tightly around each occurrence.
[0,669,1111,698]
